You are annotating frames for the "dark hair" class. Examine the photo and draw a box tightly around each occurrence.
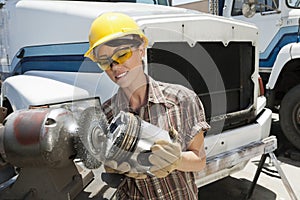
[105,34,143,47]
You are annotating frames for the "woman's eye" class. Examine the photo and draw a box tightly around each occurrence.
[118,52,127,58]
[100,59,109,64]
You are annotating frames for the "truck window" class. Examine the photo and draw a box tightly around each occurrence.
[232,0,279,16]
[263,0,279,12]
[137,0,169,5]
[232,0,245,15]
[287,0,300,8]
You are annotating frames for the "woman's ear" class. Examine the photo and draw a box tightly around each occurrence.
[139,47,146,58]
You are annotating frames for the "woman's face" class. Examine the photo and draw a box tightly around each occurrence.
[96,44,145,88]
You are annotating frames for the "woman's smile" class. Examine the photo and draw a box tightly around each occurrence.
[115,71,129,80]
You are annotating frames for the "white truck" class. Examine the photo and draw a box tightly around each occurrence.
[0,0,274,199]
[215,0,300,150]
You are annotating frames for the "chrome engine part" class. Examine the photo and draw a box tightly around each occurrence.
[105,111,171,173]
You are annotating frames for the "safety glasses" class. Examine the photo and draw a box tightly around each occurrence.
[95,46,135,71]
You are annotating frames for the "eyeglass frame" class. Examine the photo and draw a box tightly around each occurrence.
[92,38,143,71]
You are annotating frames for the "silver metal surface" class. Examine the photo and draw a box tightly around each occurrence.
[106,111,171,173]
[2,108,77,168]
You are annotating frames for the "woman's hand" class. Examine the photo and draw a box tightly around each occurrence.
[149,140,182,178]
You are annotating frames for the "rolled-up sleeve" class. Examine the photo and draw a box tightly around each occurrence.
[180,94,210,148]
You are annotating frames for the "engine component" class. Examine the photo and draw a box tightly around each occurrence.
[106,111,171,173]
[0,107,94,200]
[0,108,78,168]
[76,109,172,173]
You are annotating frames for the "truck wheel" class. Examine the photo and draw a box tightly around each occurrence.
[279,84,300,150]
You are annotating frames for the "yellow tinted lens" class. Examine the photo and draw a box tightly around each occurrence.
[95,47,133,70]
[97,59,111,70]
[112,48,132,64]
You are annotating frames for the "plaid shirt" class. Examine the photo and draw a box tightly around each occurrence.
[102,76,210,200]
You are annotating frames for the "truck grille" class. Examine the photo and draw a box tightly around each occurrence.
[148,42,255,134]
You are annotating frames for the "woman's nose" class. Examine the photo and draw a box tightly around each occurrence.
[110,61,121,70]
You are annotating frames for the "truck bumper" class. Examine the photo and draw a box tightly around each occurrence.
[196,108,273,187]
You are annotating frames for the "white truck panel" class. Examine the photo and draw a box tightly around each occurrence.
[266,43,292,90]
[229,15,280,54]
[2,71,119,110]
[142,14,258,47]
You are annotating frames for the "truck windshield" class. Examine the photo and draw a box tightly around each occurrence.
[232,0,280,16]
[287,0,300,8]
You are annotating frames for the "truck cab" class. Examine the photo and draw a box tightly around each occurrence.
[220,0,300,150]
[0,0,273,198]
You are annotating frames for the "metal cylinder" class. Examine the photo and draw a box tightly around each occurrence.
[1,108,78,168]
[106,111,172,173]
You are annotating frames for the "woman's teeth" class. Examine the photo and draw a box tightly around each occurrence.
[116,72,128,78]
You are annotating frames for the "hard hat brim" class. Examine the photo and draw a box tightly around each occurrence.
[84,29,148,62]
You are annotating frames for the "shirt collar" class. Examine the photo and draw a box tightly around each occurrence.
[114,75,169,110]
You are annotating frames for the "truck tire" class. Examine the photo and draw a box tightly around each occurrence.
[279,84,300,150]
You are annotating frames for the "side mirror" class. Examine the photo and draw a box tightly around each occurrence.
[242,1,256,18]
[242,0,280,18]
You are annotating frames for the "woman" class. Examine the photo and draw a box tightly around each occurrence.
[85,12,210,200]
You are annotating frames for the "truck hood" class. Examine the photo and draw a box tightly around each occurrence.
[1,71,118,110]
[7,0,198,65]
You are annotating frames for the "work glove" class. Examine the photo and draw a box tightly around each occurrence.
[104,160,147,179]
[149,140,182,178]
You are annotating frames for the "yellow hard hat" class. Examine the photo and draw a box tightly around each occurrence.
[84,12,148,61]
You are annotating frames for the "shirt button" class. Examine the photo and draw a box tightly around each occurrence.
[157,189,162,193]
